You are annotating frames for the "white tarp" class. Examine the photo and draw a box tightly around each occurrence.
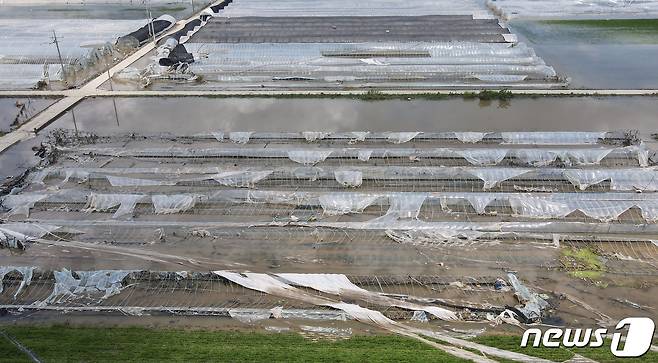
[84,193,143,219]
[152,195,197,214]
[319,193,380,215]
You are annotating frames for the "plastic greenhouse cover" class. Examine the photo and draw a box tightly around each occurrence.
[500,132,606,145]
[454,132,487,143]
[229,132,253,144]
[277,273,457,320]
[318,193,381,215]
[463,168,532,190]
[1,194,48,217]
[40,269,135,305]
[386,132,422,144]
[84,193,143,219]
[0,223,61,248]
[152,194,198,214]
[288,150,334,165]
[0,266,35,298]
[211,170,273,188]
[302,132,331,142]
[334,170,363,187]
[107,175,176,187]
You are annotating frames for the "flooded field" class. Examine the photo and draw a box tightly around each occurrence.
[511,20,658,88]
[51,96,658,135]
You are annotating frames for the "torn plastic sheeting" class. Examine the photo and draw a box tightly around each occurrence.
[334,170,363,187]
[280,309,348,321]
[1,194,47,217]
[350,132,369,143]
[211,131,224,141]
[563,170,658,191]
[557,149,612,166]
[106,175,176,187]
[277,273,457,321]
[84,193,143,219]
[456,149,507,166]
[463,168,531,190]
[385,229,485,247]
[229,308,272,323]
[246,190,311,205]
[386,132,421,144]
[152,195,198,214]
[0,223,61,249]
[453,132,488,143]
[637,202,658,222]
[513,149,558,167]
[374,193,427,221]
[211,170,272,188]
[41,269,135,304]
[319,193,380,216]
[0,266,35,299]
[288,150,333,165]
[229,132,253,144]
[62,170,90,184]
[302,132,331,142]
[509,197,574,220]
[500,132,606,145]
[411,311,429,322]
[462,195,497,215]
[507,273,548,323]
[300,325,353,337]
[357,149,373,161]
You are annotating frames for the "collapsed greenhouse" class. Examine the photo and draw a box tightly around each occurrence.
[141,0,561,89]
[1,130,657,335]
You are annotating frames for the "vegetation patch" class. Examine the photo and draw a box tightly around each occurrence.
[3,326,468,363]
[560,247,607,282]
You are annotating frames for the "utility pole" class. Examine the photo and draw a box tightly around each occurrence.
[52,30,68,87]
[106,64,120,127]
[145,1,156,44]
[191,0,195,14]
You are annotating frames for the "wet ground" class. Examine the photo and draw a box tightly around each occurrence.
[510,20,658,89]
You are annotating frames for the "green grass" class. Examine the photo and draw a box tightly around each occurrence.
[544,19,658,32]
[560,247,607,281]
[2,326,468,363]
[0,332,31,363]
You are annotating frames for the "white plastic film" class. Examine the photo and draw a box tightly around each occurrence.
[319,193,380,215]
[334,170,363,188]
[229,132,253,144]
[288,150,333,165]
[386,132,421,144]
[152,195,198,214]
[211,170,272,188]
[84,193,143,219]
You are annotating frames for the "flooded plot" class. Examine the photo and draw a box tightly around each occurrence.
[134,0,561,89]
[51,96,658,135]
[511,20,658,88]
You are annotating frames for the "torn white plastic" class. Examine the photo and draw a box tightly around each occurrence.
[288,150,333,165]
[152,195,197,214]
[513,149,558,167]
[457,149,507,166]
[0,266,35,299]
[211,170,272,188]
[229,132,253,144]
[1,194,47,217]
[41,269,134,304]
[334,170,363,188]
[229,308,272,323]
[84,193,143,219]
[357,149,373,161]
[0,223,62,249]
[211,131,224,142]
[277,273,457,321]
[462,195,497,215]
[386,132,421,144]
[507,273,548,322]
[454,132,487,143]
[464,168,530,190]
[349,132,369,144]
[368,193,427,224]
[319,193,380,215]
[302,132,331,142]
[107,175,176,187]
[501,132,605,145]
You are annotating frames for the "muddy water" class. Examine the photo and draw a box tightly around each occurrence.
[50,96,658,135]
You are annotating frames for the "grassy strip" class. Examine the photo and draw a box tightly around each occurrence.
[3,326,468,363]
[0,332,31,363]
[544,19,658,32]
